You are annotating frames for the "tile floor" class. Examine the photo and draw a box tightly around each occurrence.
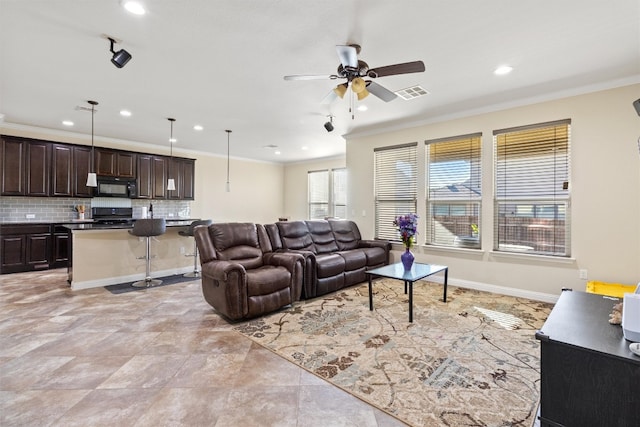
[0,269,406,427]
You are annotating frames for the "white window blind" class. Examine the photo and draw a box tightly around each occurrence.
[374,143,418,241]
[493,119,571,256]
[332,168,347,219]
[308,168,347,220]
[426,133,482,248]
[308,170,329,219]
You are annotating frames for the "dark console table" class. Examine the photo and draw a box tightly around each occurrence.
[535,289,640,426]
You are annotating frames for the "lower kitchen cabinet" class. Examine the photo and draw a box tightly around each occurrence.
[0,224,66,274]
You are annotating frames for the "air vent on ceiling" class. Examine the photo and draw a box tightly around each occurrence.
[395,85,429,100]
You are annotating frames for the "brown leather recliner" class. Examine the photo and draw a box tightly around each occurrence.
[194,222,304,321]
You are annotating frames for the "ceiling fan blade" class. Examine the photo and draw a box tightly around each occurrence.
[366,81,397,102]
[336,45,358,68]
[367,60,425,78]
[284,74,338,81]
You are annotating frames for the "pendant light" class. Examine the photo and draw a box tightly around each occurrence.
[225,129,232,192]
[86,100,98,187]
[167,118,176,191]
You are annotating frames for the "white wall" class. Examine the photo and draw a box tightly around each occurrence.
[283,156,346,221]
[345,84,640,298]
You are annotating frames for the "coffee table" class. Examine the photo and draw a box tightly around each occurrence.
[366,262,448,322]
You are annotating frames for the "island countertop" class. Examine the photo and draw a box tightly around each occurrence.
[62,218,200,231]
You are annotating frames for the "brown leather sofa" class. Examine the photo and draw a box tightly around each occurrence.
[265,219,390,299]
[194,222,305,321]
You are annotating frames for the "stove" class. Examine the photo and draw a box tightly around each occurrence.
[92,207,134,225]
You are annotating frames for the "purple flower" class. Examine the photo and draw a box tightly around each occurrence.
[393,213,418,248]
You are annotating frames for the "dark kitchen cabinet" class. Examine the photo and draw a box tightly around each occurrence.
[136,154,153,199]
[1,136,50,196]
[181,159,195,200]
[73,146,93,197]
[26,140,50,196]
[167,157,182,199]
[1,136,25,195]
[51,143,73,196]
[152,156,168,199]
[95,148,136,178]
[52,226,69,268]
[0,224,52,274]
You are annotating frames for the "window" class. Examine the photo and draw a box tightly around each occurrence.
[374,143,418,241]
[493,120,571,256]
[308,168,347,219]
[426,133,482,248]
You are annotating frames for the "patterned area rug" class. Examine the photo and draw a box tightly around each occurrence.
[235,279,553,427]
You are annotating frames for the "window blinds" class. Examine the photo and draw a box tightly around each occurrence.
[374,143,418,241]
[493,119,571,256]
[426,133,482,248]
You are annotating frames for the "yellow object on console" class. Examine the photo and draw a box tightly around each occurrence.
[586,281,637,298]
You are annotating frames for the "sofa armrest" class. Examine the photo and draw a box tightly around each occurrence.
[263,252,305,301]
[201,259,246,282]
[358,239,391,251]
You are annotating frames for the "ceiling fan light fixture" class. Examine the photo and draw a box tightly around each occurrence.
[351,77,366,94]
[333,83,347,99]
[357,88,369,100]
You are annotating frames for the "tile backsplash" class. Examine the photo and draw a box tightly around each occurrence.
[0,197,191,223]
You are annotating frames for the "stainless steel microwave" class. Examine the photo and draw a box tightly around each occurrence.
[96,177,137,198]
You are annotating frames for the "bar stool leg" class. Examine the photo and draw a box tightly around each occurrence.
[183,239,201,278]
[132,236,163,287]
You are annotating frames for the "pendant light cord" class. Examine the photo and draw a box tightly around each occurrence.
[226,130,231,185]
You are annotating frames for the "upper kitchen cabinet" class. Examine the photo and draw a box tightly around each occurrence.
[50,143,94,198]
[95,148,136,178]
[152,156,168,199]
[181,158,195,200]
[1,136,50,196]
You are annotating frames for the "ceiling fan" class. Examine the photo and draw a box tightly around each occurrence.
[284,44,425,108]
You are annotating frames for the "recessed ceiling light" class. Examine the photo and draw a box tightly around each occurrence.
[193,125,203,131]
[120,110,132,117]
[357,105,368,111]
[301,146,308,150]
[62,120,74,126]
[169,138,177,143]
[122,1,146,15]
[275,151,281,155]
[494,65,513,75]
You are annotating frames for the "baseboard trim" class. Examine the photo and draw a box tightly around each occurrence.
[426,275,559,303]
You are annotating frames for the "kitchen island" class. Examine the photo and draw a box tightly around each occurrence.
[65,219,201,290]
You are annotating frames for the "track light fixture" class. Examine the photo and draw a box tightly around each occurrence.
[108,37,132,68]
[324,115,334,132]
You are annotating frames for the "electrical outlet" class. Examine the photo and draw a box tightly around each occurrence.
[579,269,588,280]
[26,214,35,219]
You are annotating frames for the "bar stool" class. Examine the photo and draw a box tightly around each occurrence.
[129,218,167,287]
[179,219,212,278]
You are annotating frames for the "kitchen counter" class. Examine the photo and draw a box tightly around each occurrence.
[65,219,202,290]
[63,218,200,231]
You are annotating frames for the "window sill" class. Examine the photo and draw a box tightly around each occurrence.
[489,250,576,265]
[417,244,485,258]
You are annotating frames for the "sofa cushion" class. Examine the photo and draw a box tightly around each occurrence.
[329,220,361,250]
[315,253,346,278]
[211,223,264,270]
[277,221,316,253]
[338,250,367,270]
[246,265,291,296]
[306,220,339,254]
[360,246,387,266]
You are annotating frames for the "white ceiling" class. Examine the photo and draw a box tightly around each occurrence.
[1,0,639,163]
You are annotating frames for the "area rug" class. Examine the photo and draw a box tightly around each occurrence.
[235,279,553,427]
[104,274,198,294]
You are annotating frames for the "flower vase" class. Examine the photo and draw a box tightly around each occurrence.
[401,247,414,270]
[78,213,85,221]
